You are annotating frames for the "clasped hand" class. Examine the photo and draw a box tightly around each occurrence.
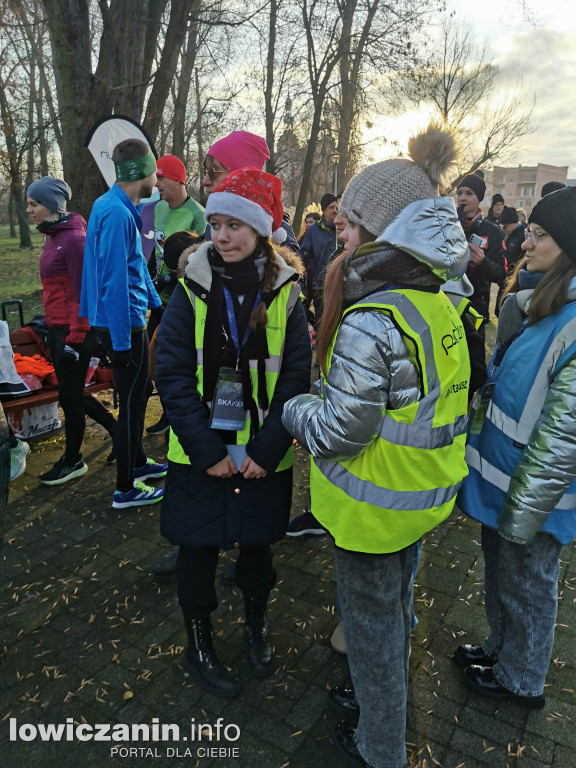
[206,455,267,479]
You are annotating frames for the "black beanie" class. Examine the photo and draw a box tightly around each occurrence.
[541,181,566,198]
[458,174,486,203]
[529,186,576,261]
[491,193,504,205]
[320,192,337,211]
[500,206,519,225]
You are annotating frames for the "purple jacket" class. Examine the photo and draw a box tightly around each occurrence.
[39,212,90,344]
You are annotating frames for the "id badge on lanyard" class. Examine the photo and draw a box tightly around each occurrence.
[209,283,261,431]
[210,367,246,430]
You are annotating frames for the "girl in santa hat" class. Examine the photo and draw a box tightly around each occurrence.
[155,167,311,698]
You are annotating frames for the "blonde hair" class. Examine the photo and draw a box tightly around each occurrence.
[45,210,64,223]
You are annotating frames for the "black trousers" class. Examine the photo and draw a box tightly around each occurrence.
[177,545,276,621]
[99,330,149,491]
[47,328,115,462]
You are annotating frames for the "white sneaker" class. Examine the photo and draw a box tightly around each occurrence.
[10,440,30,482]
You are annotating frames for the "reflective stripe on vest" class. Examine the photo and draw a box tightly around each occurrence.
[460,302,576,539]
[311,288,470,554]
[465,445,576,511]
[485,313,576,445]
[167,277,300,471]
[446,293,484,331]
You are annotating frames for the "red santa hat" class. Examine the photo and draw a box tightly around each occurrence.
[205,167,285,241]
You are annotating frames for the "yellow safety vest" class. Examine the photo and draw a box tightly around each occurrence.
[168,278,300,472]
[311,288,470,553]
[447,293,485,331]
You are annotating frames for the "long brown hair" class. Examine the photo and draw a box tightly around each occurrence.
[250,236,280,331]
[316,224,374,375]
[501,250,576,325]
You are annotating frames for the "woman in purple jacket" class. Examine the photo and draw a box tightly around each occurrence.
[27,177,115,485]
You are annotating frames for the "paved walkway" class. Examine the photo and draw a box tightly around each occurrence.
[2,398,575,768]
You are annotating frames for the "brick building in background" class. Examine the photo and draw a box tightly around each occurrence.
[489,163,568,216]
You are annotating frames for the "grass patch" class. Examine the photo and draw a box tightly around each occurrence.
[0,225,44,328]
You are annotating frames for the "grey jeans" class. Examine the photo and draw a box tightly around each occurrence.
[335,544,415,768]
[481,525,563,697]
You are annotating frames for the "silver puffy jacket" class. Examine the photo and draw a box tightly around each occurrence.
[282,197,469,459]
[496,280,576,544]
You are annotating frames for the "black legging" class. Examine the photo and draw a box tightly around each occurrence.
[177,545,276,620]
[47,328,115,462]
[98,329,150,492]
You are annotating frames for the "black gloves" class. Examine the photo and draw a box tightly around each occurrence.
[110,349,131,368]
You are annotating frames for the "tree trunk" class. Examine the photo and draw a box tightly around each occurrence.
[336,0,378,187]
[264,0,278,176]
[293,102,324,234]
[194,68,207,206]
[173,6,201,158]
[0,77,31,247]
[26,53,36,189]
[42,0,105,218]
[144,0,194,145]
[8,192,16,239]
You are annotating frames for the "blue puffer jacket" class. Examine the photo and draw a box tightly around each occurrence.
[80,184,161,351]
[300,217,337,289]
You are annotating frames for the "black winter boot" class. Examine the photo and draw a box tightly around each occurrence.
[182,617,243,698]
[243,594,273,678]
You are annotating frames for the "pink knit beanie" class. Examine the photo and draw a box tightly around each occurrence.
[207,131,270,172]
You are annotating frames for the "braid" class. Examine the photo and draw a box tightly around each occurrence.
[250,236,279,330]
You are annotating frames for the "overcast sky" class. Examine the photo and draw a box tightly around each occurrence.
[453,0,576,176]
[369,0,576,177]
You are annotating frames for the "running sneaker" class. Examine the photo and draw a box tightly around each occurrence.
[40,455,87,486]
[133,458,168,482]
[112,480,164,509]
[10,440,30,482]
[286,509,326,537]
[146,413,170,435]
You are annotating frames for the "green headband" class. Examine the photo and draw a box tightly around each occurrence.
[114,151,157,182]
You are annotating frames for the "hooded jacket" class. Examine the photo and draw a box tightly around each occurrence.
[39,212,90,344]
[282,197,469,460]
[155,241,311,548]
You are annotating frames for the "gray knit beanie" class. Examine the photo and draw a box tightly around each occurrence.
[27,177,71,214]
[339,125,457,237]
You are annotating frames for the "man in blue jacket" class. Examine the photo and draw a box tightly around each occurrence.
[81,138,167,509]
[300,192,339,326]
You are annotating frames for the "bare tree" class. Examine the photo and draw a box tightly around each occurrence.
[390,16,536,186]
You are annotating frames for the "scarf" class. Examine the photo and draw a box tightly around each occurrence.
[518,269,543,290]
[207,244,267,294]
[37,213,70,233]
[341,242,442,306]
[202,248,271,443]
[458,208,483,238]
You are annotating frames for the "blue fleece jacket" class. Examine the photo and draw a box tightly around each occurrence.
[80,184,161,351]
